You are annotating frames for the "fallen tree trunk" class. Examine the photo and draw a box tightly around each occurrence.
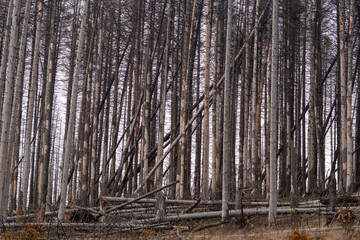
[100,197,324,208]
[104,181,179,214]
[127,207,336,225]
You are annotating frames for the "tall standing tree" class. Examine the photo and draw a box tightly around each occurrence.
[251,0,260,191]
[58,0,90,220]
[202,0,212,200]
[222,0,232,222]
[9,0,33,211]
[269,0,279,225]
[155,0,173,219]
[0,0,13,116]
[0,0,20,217]
[38,0,57,212]
[346,0,355,193]
[338,0,347,194]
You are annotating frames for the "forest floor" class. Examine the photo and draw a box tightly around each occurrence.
[3,197,360,239]
[101,212,360,239]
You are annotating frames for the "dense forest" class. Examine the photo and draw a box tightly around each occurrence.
[0,0,359,227]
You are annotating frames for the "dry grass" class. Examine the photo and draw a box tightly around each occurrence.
[109,212,360,240]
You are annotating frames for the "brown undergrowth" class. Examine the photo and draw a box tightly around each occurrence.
[111,211,360,240]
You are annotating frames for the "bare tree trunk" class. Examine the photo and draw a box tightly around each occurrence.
[58,0,89,221]
[19,0,39,212]
[346,0,354,193]
[142,0,155,193]
[222,0,232,222]
[251,0,260,192]
[177,0,191,200]
[338,0,347,194]
[243,0,250,187]
[8,0,31,212]
[215,0,224,200]
[155,0,173,219]
[301,6,307,194]
[307,0,317,193]
[356,51,360,191]
[96,0,104,197]
[269,0,278,225]
[0,0,13,116]
[0,0,20,217]
[194,55,201,199]
[202,0,212,200]
[210,0,219,199]
[38,0,57,212]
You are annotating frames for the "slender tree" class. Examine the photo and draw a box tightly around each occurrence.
[202,0,212,200]
[0,0,20,217]
[269,0,278,225]
[222,0,232,222]
[58,0,90,220]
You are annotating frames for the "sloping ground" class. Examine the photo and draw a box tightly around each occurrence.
[2,195,360,239]
[100,211,360,240]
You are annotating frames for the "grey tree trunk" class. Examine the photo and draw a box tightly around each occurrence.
[58,0,89,221]
[243,0,250,187]
[38,0,57,212]
[338,0,347,194]
[0,0,20,217]
[307,0,317,193]
[269,0,278,225]
[222,0,232,222]
[177,0,191,200]
[10,0,33,211]
[202,0,212,200]
[250,0,260,191]
[0,0,13,116]
[142,0,154,193]
[346,0,354,193]
[96,1,104,197]
[155,0,173,220]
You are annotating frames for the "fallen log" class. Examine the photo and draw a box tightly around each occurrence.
[104,181,179,214]
[128,207,336,225]
[100,196,323,208]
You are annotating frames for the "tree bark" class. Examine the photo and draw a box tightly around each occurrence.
[0,0,13,116]
[338,0,347,194]
[58,0,90,221]
[0,0,20,217]
[202,0,212,200]
[38,0,57,212]
[346,0,354,193]
[222,0,232,222]
[269,0,278,225]
[9,0,32,211]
